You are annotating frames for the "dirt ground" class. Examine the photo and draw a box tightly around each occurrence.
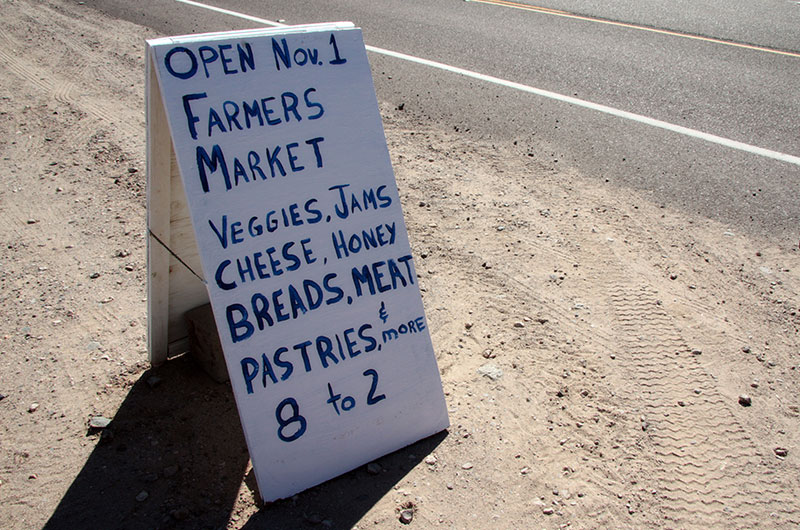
[1,1,799,529]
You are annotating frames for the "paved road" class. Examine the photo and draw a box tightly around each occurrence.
[516,0,800,52]
[77,0,800,244]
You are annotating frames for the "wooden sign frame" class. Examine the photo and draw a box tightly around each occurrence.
[146,51,209,365]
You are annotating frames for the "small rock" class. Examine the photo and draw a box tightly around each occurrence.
[26,219,38,224]
[543,507,554,515]
[366,462,382,475]
[513,321,525,328]
[89,272,100,279]
[478,363,503,380]
[89,415,112,429]
[742,346,751,353]
[520,467,530,475]
[0,394,5,401]
[738,394,752,407]
[446,483,454,490]
[669,273,678,280]
[399,509,414,524]
[28,403,39,413]
[482,349,496,359]
[136,490,149,502]
[424,455,437,465]
[461,462,473,470]
[464,322,473,330]
[774,447,789,458]
[691,349,702,356]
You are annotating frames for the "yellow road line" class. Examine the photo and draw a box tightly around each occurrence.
[468,0,800,58]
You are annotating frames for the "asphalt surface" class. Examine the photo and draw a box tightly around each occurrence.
[73,0,800,245]
[517,0,800,52]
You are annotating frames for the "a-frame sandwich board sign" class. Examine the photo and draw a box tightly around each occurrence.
[145,23,449,502]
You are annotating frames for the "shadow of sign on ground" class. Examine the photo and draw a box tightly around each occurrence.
[43,355,447,529]
[43,356,249,529]
[240,431,447,529]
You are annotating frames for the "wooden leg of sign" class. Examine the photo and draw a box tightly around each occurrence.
[146,50,172,366]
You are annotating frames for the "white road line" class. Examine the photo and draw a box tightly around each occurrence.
[175,0,286,27]
[174,0,800,167]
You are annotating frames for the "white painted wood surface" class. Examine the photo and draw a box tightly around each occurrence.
[146,24,448,502]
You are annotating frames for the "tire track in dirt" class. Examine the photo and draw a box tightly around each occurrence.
[52,73,80,106]
[602,276,799,528]
[0,18,140,147]
[0,28,52,94]
[0,18,141,355]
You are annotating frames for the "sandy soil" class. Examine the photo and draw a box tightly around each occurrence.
[1,1,799,528]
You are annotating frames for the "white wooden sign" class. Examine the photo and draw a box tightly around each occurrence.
[146,24,449,502]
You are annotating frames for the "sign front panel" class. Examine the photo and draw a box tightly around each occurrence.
[148,24,448,501]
